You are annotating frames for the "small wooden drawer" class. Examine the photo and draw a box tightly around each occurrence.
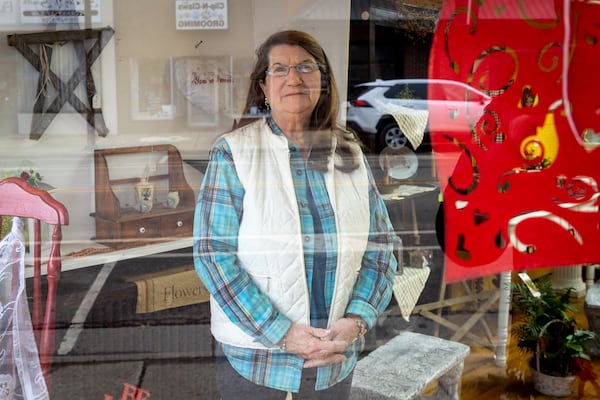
[121,218,161,240]
[161,212,193,237]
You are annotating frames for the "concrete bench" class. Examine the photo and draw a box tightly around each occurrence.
[351,331,470,400]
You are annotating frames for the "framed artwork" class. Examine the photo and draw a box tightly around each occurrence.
[130,58,183,121]
[172,56,233,127]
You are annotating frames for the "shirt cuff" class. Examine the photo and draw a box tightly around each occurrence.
[345,301,378,329]
[253,313,293,348]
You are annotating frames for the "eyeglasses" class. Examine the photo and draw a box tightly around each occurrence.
[266,62,322,77]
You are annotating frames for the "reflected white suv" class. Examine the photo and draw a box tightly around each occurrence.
[346,79,491,153]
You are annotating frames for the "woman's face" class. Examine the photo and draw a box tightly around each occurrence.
[260,44,322,125]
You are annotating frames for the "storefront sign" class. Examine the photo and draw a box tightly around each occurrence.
[20,0,101,25]
[175,0,227,30]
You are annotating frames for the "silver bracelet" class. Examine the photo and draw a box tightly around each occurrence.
[279,335,287,352]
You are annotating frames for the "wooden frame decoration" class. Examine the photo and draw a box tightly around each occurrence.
[7,27,115,140]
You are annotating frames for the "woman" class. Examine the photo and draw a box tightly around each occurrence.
[193,30,397,399]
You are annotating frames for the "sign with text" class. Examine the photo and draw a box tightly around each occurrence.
[175,0,227,30]
[20,0,101,25]
[131,267,210,313]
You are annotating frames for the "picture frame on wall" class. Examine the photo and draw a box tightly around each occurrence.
[172,56,233,127]
[130,57,183,121]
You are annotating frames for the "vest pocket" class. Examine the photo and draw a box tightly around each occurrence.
[248,272,271,296]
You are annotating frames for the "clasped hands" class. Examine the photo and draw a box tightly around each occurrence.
[279,318,362,368]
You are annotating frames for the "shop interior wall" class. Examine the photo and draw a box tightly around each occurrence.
[112,0,255,155]
[0,0,351,245]
[0,0,117,242]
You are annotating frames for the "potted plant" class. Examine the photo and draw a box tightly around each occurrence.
[511,275,596,397]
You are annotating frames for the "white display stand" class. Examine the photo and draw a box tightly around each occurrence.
[552,265,586,297]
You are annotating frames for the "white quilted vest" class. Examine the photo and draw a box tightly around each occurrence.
[210,119,370,349]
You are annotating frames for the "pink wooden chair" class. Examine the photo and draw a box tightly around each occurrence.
[0,177,69,389]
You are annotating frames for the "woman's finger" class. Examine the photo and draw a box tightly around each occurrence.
[303,354,347,368]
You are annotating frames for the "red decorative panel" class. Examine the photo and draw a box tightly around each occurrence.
[429,0,600,282]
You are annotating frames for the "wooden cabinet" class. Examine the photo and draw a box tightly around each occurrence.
[93,145,196,246]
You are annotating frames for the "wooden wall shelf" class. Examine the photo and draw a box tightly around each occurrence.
[93,145,195,246]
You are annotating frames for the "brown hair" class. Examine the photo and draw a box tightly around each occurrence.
[236,30,362,172]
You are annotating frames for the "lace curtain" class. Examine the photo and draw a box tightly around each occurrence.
[0,217,48,400]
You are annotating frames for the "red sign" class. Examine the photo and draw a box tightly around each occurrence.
[429,0,600,282]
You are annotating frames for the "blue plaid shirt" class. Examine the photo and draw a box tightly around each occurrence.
[193,119,397,392]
